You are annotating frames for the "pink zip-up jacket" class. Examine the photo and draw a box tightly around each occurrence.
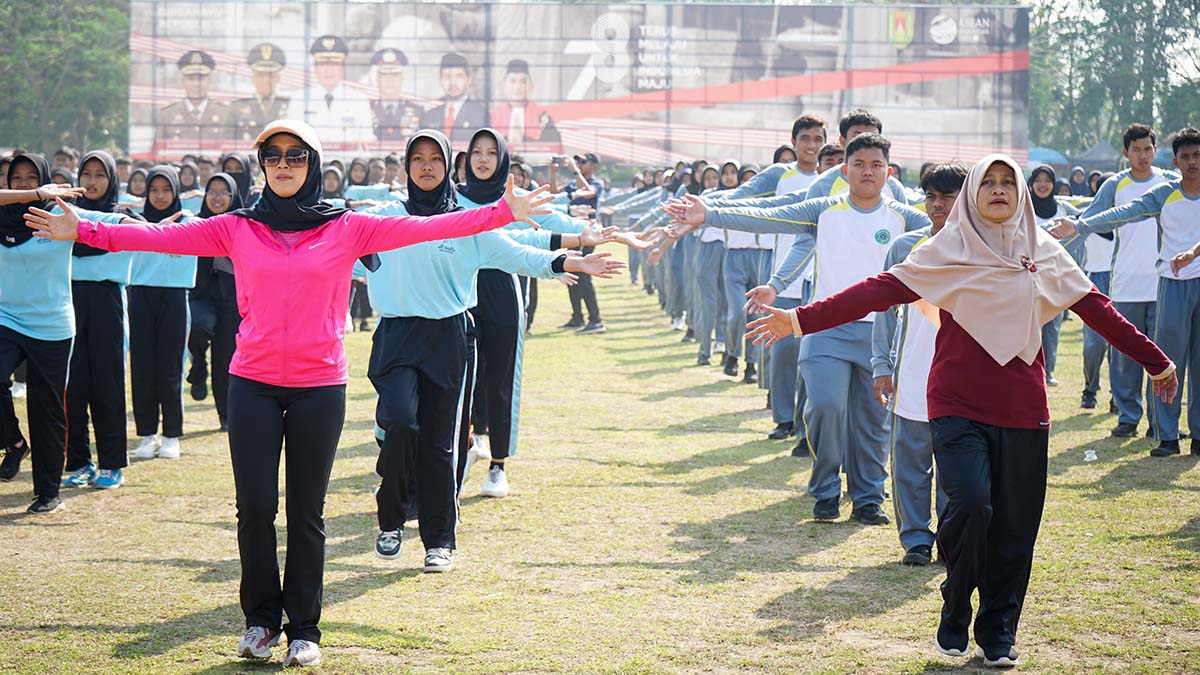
[77,201,516,388]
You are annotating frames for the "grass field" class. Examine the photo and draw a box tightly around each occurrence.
[2,262,1199,674]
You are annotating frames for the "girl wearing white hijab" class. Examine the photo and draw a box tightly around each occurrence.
[746,155,1177,668]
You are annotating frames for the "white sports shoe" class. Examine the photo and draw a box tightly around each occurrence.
[11,381,26,398]
[423,547,453,573]
[237,626,281,659]
[282,639,321,667]
[462,436,491,485]
[480,465,509,498]
[133,435,161,460]
[158,436,181,459]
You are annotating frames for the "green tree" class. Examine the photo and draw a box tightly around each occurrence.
[0,2,130,155]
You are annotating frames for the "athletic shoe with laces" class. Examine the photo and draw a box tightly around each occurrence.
[1110,422,1137,438]
[93,468,123,489]
[1080,391,1097,409]
[282,639,321,667]
[767,422,794,440]
[850,503,890,525]
[902,544,933,566]
[680,328,695,342]
[976,645,1019,668]
[158,436,181,459]
[133,434,162,459]
[237,626,282,659]
[559,318,584,329]
[742,364,758,384]
[813,497,840,521]
[576,320,607,335]
[1150,440,1180,457]
[481,466,509,498]
[375,529,402,560]
[462,436,491,486]
[61,463,97,488]
[791,440,808,458]
[723,356,739,377]
[697,356,711,366]
[423,547,453,573]
[27,495,63,514]
[0,441,28,481]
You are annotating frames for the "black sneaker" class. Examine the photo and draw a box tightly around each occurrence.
[559,318,584,329]
[850,503,890,525]
[1080,391,1096,409]
[976,644,1019,668]
[680,328,695,343]
[576,321,607,335]
[219,421,229,433]
[767,422,794,440]
[1111,422,1138,438]
[723,356,739,377]
[0,441,29,481]
[1150,440,1180,457]
[1109,398,1118,415]
[375,529,402,560]
[1192,439,1200,456]
[191,379,207,401]
[697,356,711,366]
[359,319,370,332]
[813,497,840,521]
[902,544,933,566]
[791,439,808,458]
[742,363,758,385]
[28,495,63,514]
[934,623,969,657]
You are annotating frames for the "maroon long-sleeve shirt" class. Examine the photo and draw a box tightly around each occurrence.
[795,272,1171,429]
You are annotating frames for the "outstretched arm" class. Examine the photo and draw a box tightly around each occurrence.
[24,197,231,256]
[1071,289,1177,402]
[746,272,920,347]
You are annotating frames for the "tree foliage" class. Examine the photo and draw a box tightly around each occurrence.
[0,2,130,155]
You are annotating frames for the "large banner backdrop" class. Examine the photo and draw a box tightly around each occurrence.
[130,1,1030,166]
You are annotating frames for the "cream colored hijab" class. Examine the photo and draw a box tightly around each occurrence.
[889,154,1093,366]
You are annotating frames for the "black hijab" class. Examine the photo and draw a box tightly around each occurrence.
[231,134,349,232]
[0,153,51,248]
[198,173,245,218]
[322,166,345,200]
[457,128,510,205]
[51,167,76,186]
[179,160,200,191]
[127,168,148,197]
[773,145,795,164]
[219,152,253,203]
[404,130,463,217]
[347,157,369,187]
[141,165,183,224]
[687,160,707,195]
[73,151,121,257]
[1027,164,1058,220]
[739,163,761,183]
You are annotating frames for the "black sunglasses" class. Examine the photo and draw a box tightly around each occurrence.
[261,148,311,168]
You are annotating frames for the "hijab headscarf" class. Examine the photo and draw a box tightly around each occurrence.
[51,167,76,186]
[404,130,463,217]
[700,166,719,191]
[719,160,740,189]
[321,166,345,200]
[686,160,707,195]
[457,128,510,205]
[0,153,51,248]
[198,172,245,218]
[1054,178,1071,196]
[232,119,350,233]
[888,154,1094,366]
[738,164,761,183]
[73,151,122,257]
[127,168,148,197]
[179,160,200,191]
[1027,164,1058,220]
[346,157,369,187]
[219,152,253,203]
[773,145,795,164]
[1069,165,1090,196]
[141,165,183,224]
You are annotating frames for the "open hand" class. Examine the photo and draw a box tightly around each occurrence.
[555,273,579,287]
[581,225,618,247]
[1047,217,1078,240]
[23,197,81,240]
[568,251,626,279]
[1154,369,1179,404]
[745,305,796,348]
[613,230,656,251]
[1171,249,1197,276]
[36,183,86,201]
[743,284,777,314]
[504,175,553,227]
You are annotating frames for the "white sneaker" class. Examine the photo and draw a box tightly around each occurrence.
[133,435,161,460]
[282,639,321,667]
[158,436,181,459]
[462,436,491,486]
[480,465,509,498]
[423,547,453,573]
[976,645,1019,668]
[237,626,281,659]
[714,341,726,355]
[10,381,25,398]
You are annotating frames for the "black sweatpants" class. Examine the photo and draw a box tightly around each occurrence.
[371,314,469,547]
[349,279,372,321]
[128,285,187,438]
[227,374,345,645]
[931,415,1049,651]
[187,291,216,390]
[568,245,601,324]
[456,314,479,492]
[0,326,71,500]
[66,281,128,471]
[521,276,538,329]
[471,269,524,461]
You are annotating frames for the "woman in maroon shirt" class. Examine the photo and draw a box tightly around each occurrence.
[747,155,1177,668]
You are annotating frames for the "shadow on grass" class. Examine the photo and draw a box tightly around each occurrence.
[1055,449,1200,500]
[640,379,738,402]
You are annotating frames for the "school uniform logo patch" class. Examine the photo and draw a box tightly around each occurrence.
[874,229,891,245]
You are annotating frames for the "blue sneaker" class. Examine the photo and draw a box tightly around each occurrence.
[62,463,97,488]
[93,468,123,489]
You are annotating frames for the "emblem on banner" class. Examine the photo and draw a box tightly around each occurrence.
[888,9,915,50]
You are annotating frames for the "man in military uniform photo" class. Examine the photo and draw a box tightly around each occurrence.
[230,42,290,143]
[369,48,421,145]
[419,52,488,144]
[155,50,231,150]
[302,34,374,152]
[490,59,561,145]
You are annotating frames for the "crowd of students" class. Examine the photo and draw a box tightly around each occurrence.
[0,111,1197,669]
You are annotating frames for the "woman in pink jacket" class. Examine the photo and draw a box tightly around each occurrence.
[25,119,551,668]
